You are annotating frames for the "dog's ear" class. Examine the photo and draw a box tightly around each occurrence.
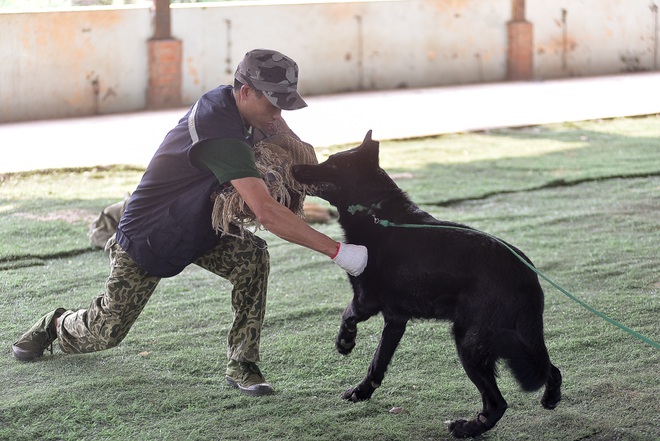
[360,130,379,163]
[363,130,373,143]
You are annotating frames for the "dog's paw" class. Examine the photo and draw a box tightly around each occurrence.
[447,419,478,438]
[336,338,356,355]
[341,387,367,402]
[341,383,376,402]
[341,387,359,402]
[447,415,491,438]
[541,387,561,409]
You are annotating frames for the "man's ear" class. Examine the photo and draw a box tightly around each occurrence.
[237,84,254,102]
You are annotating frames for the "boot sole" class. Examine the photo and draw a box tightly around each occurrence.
[225,376,274,397]
[11,344,43,362]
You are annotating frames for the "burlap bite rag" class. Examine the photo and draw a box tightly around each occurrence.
[210,134,318,236]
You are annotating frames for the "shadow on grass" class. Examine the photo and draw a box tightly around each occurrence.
[384,120,660,206]
[0,197,119,270]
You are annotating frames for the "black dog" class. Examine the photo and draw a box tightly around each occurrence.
[292,131,562,438]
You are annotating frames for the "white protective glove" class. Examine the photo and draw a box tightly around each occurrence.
[332,242,368,276]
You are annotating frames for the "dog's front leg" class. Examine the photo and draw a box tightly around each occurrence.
[336,301,377,355]
[343,319,407,402]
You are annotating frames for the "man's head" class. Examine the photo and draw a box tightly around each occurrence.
[234,49,307,111]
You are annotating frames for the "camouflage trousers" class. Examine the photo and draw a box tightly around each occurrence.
[56,231,269,363]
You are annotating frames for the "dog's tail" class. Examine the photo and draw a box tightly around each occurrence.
[494,329,551,392]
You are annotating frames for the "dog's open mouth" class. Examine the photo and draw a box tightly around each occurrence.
[307,182,337,197]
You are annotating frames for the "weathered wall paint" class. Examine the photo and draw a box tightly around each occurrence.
[0,0,657,122]
[172,0,508,102]
[1,6,152,122]
[529,0,658,78]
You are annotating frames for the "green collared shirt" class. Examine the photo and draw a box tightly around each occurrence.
[192,138,261,185]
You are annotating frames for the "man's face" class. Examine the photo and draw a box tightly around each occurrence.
[238,86,282,131]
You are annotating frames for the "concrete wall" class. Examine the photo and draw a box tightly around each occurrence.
[1,6,152,121]
[173,0,509,103]
[529,0,659,78]
[1,0,658,122]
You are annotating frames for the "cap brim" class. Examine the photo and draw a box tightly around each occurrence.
[263,90,308,111]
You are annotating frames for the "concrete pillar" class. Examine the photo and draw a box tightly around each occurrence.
[147,0,182,109]
[147,39,182,109]
[507,0,533,81]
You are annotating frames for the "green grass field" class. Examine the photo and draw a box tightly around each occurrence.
[1,115,659,440]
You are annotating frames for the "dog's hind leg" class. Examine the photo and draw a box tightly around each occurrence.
[541,363,562,409]
[448,327,508,438]
[342,318,407,402]
[336,300,378,355]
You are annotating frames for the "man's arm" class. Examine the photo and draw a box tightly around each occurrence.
[231,176,338,257]
[233,176,367,276]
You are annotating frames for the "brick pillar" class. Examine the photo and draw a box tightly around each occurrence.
[147,38,182,109]
[507,0,533,81]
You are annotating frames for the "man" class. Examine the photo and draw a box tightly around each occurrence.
[12,49,368,397]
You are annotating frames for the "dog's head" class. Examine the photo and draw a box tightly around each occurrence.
[292,130,382,207]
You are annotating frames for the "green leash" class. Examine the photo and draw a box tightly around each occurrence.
[347,204,660,350]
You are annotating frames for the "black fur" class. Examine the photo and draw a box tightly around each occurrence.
[292,131,562,438]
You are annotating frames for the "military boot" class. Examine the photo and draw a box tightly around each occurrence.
[12,308,66,362]
[225,360,274,396]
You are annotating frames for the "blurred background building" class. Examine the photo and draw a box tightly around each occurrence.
[1,0,658,122]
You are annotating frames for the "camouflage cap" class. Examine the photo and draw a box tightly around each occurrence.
[235,49,307,111]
